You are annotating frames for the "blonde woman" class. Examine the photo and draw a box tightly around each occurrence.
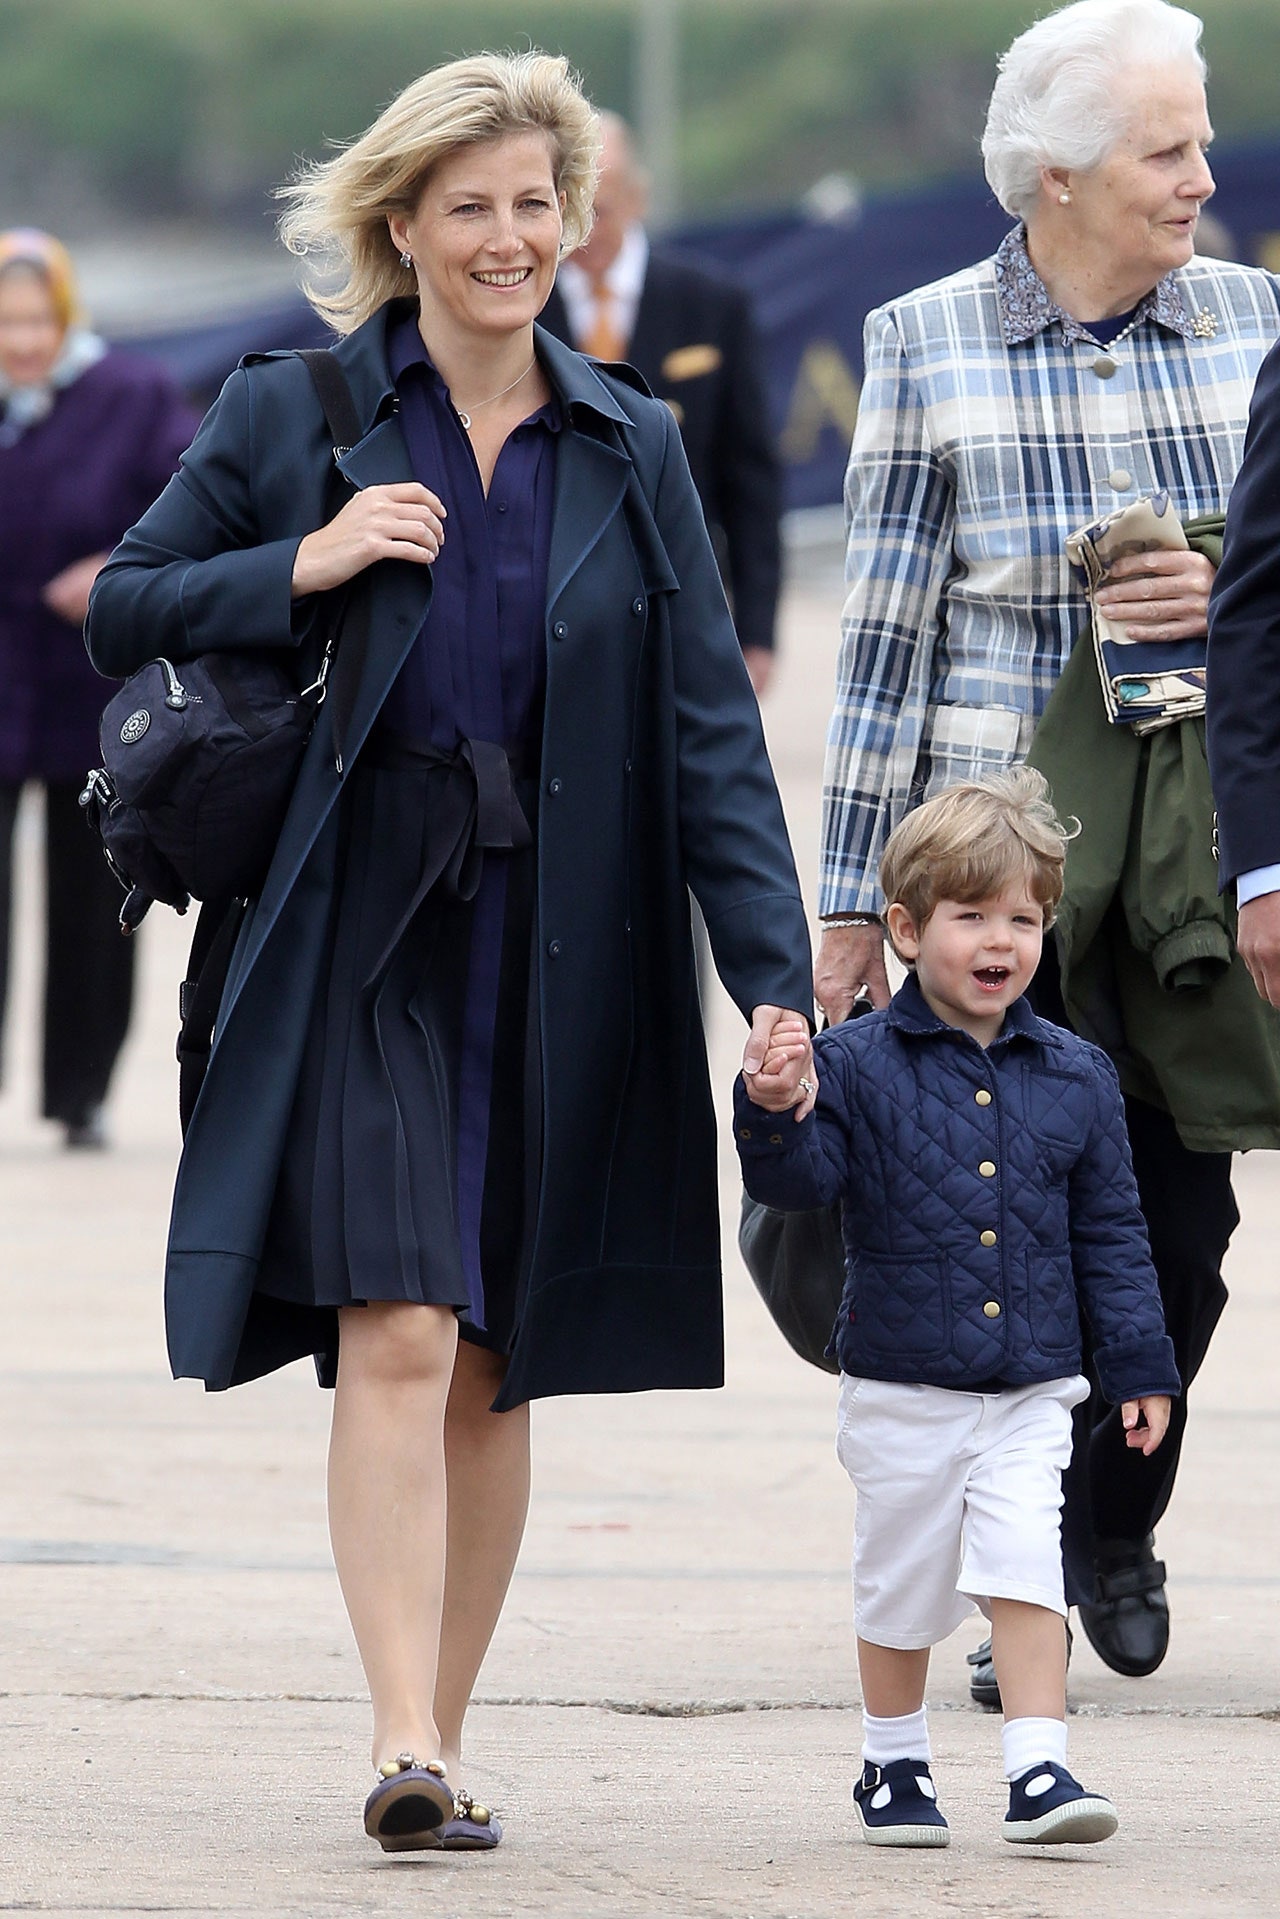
[87,52,810,1849]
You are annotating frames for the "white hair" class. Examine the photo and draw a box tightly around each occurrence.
[982,0,1206,220]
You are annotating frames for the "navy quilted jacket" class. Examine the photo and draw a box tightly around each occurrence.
[734,976,1180,1401]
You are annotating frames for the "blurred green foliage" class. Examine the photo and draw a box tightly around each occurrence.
[4,0,1280,223]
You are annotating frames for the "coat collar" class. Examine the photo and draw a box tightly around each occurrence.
[885,969,1064,1053]
[326,299,640,436]
[994,223,1200,349]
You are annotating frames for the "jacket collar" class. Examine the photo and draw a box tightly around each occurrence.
[328,299,639,436]
[994,223,1200,349]
[886,969,1064,1053]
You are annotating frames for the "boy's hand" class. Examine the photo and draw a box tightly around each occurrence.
[743,1016,817,1118]
[1121,1395,1171,1455]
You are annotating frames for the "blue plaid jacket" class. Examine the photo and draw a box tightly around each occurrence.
[820,228,1280,914]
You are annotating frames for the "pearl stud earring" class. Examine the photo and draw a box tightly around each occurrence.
[1058,190,1072,206]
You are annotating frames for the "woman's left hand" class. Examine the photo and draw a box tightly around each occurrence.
[744,1005,817,1119]
[42,551,109,626]
[1094,548,1216,641]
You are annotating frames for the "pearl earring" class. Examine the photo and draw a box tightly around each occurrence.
[1058,190,1072,206]
[400,249,413,269]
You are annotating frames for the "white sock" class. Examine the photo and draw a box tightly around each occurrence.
[1002,1716,1068,1781]
[862,1707,930,1766]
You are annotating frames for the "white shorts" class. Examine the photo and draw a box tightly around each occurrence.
[835,1372,1089,1650]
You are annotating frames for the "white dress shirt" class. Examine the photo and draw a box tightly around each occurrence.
[554,223,649,352]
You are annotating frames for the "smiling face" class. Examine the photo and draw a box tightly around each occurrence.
[1054,62,1215,296]
[887,886,1046,1048]
[0,264,65,387]
[388,130,566,349]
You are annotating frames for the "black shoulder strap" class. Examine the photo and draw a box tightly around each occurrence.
[296,346,363,455]
[293,348,371,774]
[177,895,247,1136]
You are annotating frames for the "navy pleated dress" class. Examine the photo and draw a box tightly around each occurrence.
[258,311,560,1363]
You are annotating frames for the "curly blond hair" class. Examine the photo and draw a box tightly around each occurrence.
[880,766,1075,932]
[277,50,600,334]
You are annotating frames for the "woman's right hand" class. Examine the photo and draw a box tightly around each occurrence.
[291,482,446,598]
[814,922,891,1023]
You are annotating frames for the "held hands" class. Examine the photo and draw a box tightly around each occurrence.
[291,483,447,598]
[742,1011,816,1119]
[1121,1394,1171,1455]
[1094,548,1216,641]
[815,922,890,1024]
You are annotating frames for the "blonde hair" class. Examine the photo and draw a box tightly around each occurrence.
[277,50,600,334]
[880,767,1073,935]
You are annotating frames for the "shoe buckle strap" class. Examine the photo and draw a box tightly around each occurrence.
[1094,1557,1166,1600]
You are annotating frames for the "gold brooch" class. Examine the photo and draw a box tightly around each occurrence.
[1192,306,1219,339]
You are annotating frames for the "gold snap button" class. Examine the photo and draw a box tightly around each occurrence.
[983,1300,1002,1318]
[738,1128,752,1140]
[769,1133,783,1145]
[979,1160,996,1177]
[979,1229,998,1247]
[975,1089,992,1106]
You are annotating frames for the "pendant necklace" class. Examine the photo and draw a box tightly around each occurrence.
[1084,312,1146,380]
[450,357,536,430]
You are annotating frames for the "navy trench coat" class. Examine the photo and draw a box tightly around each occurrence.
[86,302,811,1405]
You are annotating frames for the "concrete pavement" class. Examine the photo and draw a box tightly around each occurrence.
[1,575,1277,1916]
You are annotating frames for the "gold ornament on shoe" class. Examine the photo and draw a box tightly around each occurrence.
[1192,306,1219,340]
[455,1789,491,1825]
[377,1753,447,1779]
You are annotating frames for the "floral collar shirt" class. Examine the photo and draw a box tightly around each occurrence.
[821,225,1280,915]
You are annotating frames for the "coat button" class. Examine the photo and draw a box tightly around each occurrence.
[632,597,645,616]
[552,620,568,640]
[547,777,562,795]
[547,939,562,958]
[975,1089,992,1106]
[979,1229,998,1247]
[979,1160,996,1177]
[739,1127,752,1140]
[983,1300,1002,1318]
[769,1133,783,1144]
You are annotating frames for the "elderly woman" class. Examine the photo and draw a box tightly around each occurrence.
[87,52,810,1850]
[815,0,1280,1705]
[0,230,193,1145]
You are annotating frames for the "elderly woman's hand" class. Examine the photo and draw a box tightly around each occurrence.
[815,923,890,1023]
[1094,548,1216,642]
[291,482,447,597]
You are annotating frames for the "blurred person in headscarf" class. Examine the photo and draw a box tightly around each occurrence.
[0,229,196,1147]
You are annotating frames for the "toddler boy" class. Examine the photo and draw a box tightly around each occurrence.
[735,768,1178,1847]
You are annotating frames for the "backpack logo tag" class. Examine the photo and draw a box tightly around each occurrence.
[120,709,151,744]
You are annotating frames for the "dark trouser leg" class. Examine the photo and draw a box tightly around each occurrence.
[1088,1095,1233,1539]
[41,780,136,1124]
[0,783,19,1085]
[1023,946,1235,1602]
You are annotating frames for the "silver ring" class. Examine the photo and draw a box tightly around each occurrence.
[799,1077,815,1097]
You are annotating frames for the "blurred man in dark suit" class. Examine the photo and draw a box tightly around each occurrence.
[541,112,782,694]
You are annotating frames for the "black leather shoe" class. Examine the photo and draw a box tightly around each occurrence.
[967,1621,1074,1710]
[967,1637,1001,1710]
[1077,1534,1169,1676]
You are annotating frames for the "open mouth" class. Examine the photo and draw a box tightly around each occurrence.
[973,966,1011,992]
[472,268,534,287]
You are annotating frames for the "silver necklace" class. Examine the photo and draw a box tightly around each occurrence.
[1082,312,1146,380]
[450,357,536,430]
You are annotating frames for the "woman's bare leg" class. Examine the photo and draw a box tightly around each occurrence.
[329,1300,458,1770]
[434,1338,531,1777]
